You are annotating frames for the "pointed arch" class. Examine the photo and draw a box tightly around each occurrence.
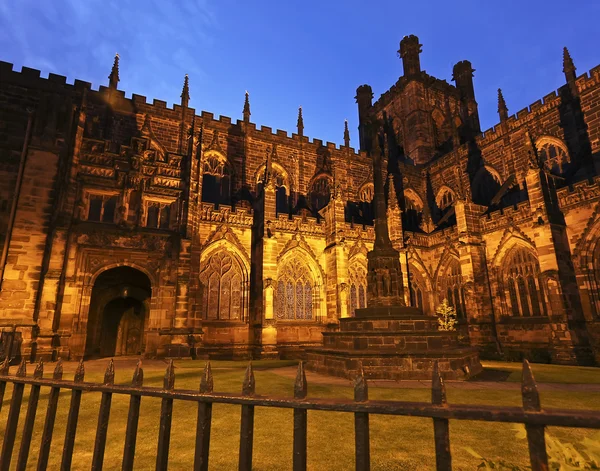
[573,207,600,317]
[201,149,232,206]
[472,165,502,206]
[199,241,250,321]
[435,185,456,210]
[358,183,374,203]
[347,253,368,316]
[499,245,543,317]
[276,248,324,321]
[434,253,466,318]
[407,257,432,314]
[403,188,424,210]
[490,229,537,268]
[254,161,294,192]
[535,135,571,175]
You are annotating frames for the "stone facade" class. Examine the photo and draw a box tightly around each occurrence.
[1,36,600,364]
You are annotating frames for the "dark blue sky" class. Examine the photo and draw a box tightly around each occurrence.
[1,0,599,146]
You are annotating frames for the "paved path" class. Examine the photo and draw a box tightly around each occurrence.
[7,358,600,393]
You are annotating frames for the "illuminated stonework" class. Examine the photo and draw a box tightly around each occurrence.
[1,38,600,364]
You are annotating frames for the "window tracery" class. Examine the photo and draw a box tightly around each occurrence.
[503,247,542,317]
[436,187,455,210]
[358,184,374,203]
[439,258,466,318]
[409,271,425,311]
[403,191,423,230]
[199,251,244,320]
[310,176,332,212]
[348,259,368,316]
[537,139,570,175]
[275,257,315,320]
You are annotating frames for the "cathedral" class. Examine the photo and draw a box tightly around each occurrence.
[1,35,599,364]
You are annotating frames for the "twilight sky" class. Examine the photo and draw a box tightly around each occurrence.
[1,0,599,146]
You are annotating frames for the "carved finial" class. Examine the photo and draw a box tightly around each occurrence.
[164,359,175,390]
[432,361,447,405]
[497,88,508,122]
[294,361,307,399]
[297,106,304,137]
[109,53,120,89]
[521,360,541,411]
[104,359,115,385]
[344,119,350,147]
[16,358,27,377]
[563,46,576,82]
[200,362,214,393]
[243,90,251,122]
[74,359,85,382]
[132,360,143,387]
[181,74,190,108]
[53,359,63,380]
[242,362,255,396]
[34,359,44,379]
[354,366,368,402]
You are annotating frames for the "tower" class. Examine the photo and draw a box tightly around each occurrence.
[355,84,373,152]
[398,35,422,77]
[452,60,481,136]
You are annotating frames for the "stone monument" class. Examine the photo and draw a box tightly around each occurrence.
[306,129,482,380]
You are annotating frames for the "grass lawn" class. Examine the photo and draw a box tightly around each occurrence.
[481,360,600,384]
[0,360,598,470]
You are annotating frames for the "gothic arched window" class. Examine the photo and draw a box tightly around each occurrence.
[275,258,315,320]
[409,271,425,312]
[257,165,291,215]
[348,259,368,316]
[472,167,501,206]
[537,138,570,176]
[310,176,331,213]
[439,258,466,318]
[199,251,244,320]
[503,247,542,317]
[202,154,231,206]
[403,191,423,231]
[436,188,455,210]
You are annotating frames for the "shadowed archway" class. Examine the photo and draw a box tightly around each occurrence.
[85,266,151,358]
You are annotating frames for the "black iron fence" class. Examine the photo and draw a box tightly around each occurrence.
[0,358,598,471]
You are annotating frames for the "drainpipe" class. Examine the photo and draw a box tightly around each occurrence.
[0,108,34,291]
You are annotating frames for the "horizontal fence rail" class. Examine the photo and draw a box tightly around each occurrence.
[0,358,598,470]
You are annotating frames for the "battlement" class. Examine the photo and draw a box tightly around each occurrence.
[556,175,600,208]
[476,65,600,148]
[0,59,367,160]
[482,200,532,233]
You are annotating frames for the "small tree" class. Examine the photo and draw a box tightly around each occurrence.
[436,298,457,331]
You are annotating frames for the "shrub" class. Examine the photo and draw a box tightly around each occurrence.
[436,298,457,331]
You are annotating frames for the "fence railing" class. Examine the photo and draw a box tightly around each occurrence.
[0,358,599,471]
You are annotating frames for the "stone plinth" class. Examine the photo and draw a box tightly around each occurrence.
[306,306,482,380]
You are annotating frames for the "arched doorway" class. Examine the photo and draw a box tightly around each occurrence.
[85,266,151,358]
